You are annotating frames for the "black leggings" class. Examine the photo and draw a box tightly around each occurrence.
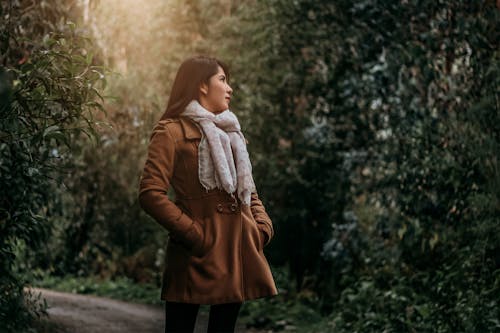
[164,301,242,333]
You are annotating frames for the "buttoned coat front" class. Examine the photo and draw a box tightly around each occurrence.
[138,116,278,304]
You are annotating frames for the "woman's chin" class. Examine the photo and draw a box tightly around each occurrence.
[217,104,229,113]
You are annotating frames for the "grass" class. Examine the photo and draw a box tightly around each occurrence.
[31,273,163,305]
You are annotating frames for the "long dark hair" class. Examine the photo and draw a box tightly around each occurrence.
[160,55,230,120]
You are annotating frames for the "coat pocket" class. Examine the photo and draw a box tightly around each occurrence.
[169,218,206,258]
[248,220,264,252]
[189,218,209,258]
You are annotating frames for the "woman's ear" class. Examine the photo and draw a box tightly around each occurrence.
[199,82,208,95]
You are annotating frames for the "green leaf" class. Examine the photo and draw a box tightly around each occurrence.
[43,125,60,138]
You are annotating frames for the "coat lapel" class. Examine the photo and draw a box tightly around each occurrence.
[179,116,202,140]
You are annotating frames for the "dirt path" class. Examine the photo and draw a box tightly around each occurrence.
[29,288,259,333]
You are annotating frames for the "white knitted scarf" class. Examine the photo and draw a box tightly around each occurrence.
[181,100,256,205]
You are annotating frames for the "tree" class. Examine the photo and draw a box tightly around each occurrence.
[0,1,106,330]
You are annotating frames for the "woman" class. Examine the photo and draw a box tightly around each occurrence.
[138,55,278,333]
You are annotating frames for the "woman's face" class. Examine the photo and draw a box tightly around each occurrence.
[199,66,233,114]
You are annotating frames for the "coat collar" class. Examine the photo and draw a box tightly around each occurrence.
[179,116,202,139]
[178,115,248,144]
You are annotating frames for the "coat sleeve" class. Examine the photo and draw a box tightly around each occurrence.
[138,121,203,252]
[250,191,275,247]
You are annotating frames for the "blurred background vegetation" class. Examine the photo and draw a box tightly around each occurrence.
[1,0,498,332]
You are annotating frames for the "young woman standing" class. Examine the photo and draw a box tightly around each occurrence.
[138,55,278,333]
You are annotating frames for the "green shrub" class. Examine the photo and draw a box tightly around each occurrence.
[0,1,106,331]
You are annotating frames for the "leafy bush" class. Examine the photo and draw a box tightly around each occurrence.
[0,1,106,331]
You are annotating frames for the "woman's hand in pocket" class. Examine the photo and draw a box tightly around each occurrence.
[171,218,206,257]
[258,228,268,250]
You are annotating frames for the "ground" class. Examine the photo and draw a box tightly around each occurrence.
[29,288,266,333]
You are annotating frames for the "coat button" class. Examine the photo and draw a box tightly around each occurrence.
[217,204,223,212]
[230,203,237,212]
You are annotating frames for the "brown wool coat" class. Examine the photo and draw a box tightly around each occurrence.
[138,116,278,304]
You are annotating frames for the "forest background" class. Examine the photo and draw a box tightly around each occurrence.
[1,0,498,332]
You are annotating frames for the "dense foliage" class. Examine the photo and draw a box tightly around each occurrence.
[258,1,498,331]
[0,1,105,331]
[284,1,499,331]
